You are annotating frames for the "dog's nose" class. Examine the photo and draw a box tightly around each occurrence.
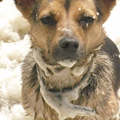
[59,38,79,52]
[52,37,84,61]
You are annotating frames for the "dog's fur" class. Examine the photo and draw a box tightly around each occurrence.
[14,0,120,119]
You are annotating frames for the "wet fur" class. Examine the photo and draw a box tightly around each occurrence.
[14,0,120,119]
[21,38,120,120]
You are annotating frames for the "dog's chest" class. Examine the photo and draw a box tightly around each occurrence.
[43,68,83,91]
[37,53,119,120]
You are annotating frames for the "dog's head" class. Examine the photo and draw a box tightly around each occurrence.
[14,0,116,68]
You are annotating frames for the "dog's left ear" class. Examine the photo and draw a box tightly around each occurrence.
[14,0,38,19]
[95,0,116,22]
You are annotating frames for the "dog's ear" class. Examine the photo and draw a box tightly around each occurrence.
[95,0,116,22]
[14,0,37,19]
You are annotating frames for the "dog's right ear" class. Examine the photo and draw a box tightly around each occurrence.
[95,0,116,23]
[14,0,37,19]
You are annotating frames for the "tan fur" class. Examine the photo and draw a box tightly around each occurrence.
[14,0,120,119]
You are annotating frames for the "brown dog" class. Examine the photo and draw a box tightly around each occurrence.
[14,0,120,119]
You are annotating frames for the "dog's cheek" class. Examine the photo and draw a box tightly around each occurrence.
[84,22,105,53]
[30,23,56,54]
[30,26,45,48]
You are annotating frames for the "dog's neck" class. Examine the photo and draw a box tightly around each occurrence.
[32,46,97,91]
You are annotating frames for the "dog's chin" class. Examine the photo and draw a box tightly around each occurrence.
[58,59,77,68]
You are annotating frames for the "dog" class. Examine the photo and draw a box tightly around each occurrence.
[14,0,120,119]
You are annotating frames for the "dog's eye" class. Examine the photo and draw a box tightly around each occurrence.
[41,16,56,26]
[80,16,94,25]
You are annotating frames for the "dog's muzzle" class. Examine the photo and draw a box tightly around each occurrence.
[52,37,85,67]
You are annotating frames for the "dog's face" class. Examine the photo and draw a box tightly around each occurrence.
[15,0,116,67]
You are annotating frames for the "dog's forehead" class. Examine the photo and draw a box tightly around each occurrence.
[40,0,96,12]
[36,0,98,21]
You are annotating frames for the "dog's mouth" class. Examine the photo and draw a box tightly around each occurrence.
[58,59,77,68]
[32,45,98,77]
